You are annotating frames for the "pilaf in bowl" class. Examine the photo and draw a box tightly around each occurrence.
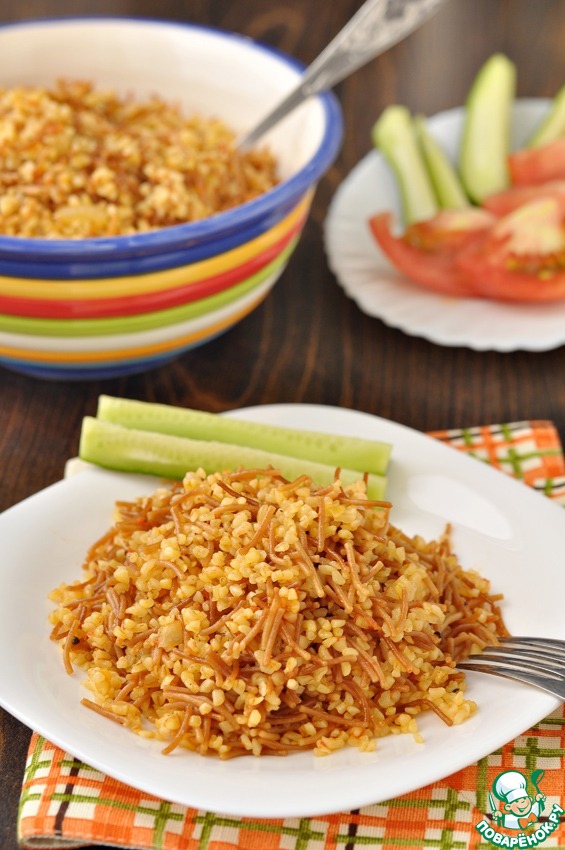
[0,17,342,278]
[0,17,342,378]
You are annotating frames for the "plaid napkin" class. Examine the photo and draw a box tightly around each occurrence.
[18,420,565,850]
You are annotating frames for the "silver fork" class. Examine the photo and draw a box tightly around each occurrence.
[458,637,565,701]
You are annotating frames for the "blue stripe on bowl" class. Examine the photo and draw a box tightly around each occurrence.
[0,17,343,280]
[0,193,303,280]
[0,325,233,380]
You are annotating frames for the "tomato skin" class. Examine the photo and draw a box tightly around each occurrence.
[508,138,565,186]
[403,208,495,250]
[457,196,565,302]
[482,181,565,216]
[370,197,565,303]
[457,240,565,301]
[368,211,492,297]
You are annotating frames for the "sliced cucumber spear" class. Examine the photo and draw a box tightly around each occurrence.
[372,105,438,224]
[459,53,516,203]
[414,115,470,210]
[79,417,388,501]
[528,83,565,147]
[96,395,391,476]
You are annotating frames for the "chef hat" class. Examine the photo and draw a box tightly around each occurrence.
[494,770,529,804]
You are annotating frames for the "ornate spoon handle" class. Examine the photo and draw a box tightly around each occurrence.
[239,0,450,150]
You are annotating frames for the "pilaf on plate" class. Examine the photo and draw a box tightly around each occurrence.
[49,466,508,758]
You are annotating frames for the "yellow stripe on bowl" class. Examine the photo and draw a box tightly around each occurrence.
[0,238,296,337]
[0,270,279,363]
[0,192,312,300]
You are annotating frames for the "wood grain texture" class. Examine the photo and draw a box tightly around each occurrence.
[2,1,565,846]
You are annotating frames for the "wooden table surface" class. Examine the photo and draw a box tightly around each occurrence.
[1,1,565,846]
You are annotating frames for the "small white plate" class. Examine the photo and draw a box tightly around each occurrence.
[324,99,565,352]
[1,403,564,818]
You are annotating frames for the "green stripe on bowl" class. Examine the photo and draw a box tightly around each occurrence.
[1,238,297,338]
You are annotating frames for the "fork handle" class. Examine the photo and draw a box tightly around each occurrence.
[239,0,449,150]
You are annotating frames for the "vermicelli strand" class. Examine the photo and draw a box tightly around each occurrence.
[128,627,158,646]
[49,466,507,759]
[341,679,372,726]
[162,708,192,755]
[382,635,417,674]
[317,495,326,552]
[217,479,259,506]
[200,600,246,636]
[301,704,369,729]
[327,544,365,604]
[81,698,127,725]
[237,609,269,652]
[410,698,454,727]
[156,560,186,581]
[240,504,276,555]
[278,474,311,492]
[278,621,312,661]
[262,606,285,664]
[268,519,291,566]
[294,536,325,598]
[62,619,81,675]
[260,591,282,653]
[339,497,392,509]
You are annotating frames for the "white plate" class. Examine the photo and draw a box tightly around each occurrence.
[1,403,564,818]
[324,99,565,352]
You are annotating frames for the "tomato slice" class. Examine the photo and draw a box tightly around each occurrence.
[457,195,565,301]
[508,138,565,186]
[482,180,565,216]
[368,209,495,297]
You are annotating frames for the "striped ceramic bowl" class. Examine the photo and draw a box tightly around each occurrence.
[0,18,342,379]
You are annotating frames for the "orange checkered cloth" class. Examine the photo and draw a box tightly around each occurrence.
[18,420,565,850]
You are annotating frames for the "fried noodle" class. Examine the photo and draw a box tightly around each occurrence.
[49,467,507,758]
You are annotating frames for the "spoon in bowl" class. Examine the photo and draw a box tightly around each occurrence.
[238,0,450,151]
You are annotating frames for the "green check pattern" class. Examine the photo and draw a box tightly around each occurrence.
[17,420,565,849]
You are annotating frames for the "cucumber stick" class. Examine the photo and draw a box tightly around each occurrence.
[96,395,391,476]
[79,417,387,500]
[414,115,470,210]
[459,53,516,203]
[528,84,565,147]
[372,105,438,224]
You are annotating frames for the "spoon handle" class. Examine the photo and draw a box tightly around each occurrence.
[239,0,449,150]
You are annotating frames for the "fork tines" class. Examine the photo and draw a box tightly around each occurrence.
[457,636,565,701]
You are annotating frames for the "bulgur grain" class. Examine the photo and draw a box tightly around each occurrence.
[0,80,278,238]
[49,467,507,758]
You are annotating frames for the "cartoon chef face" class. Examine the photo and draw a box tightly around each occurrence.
[504,793,533,817]
[493,770,533,815]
